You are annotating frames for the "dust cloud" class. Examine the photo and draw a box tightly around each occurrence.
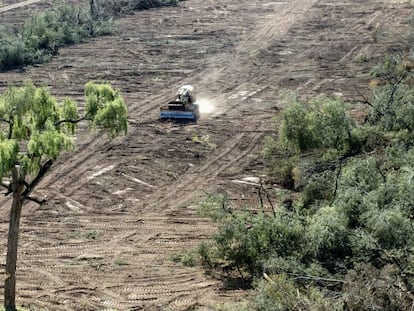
[196,97,216,115]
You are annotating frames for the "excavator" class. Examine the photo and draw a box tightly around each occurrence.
[159,85,199,122]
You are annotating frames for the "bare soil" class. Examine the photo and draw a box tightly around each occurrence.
[0,0,412,310]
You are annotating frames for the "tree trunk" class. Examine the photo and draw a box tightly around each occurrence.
[4,184,24,311]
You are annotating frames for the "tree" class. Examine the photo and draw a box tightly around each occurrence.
[0,81,127,311]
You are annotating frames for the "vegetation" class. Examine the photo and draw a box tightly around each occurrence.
[0,81,127,311]
[0,0,179,71]
[193,55,414,310]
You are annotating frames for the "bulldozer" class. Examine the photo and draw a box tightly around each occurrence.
[159,85,200,122]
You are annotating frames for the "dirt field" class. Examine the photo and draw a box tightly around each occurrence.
[0,0,413,310]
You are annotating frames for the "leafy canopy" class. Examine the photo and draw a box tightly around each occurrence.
[0,81,127,182]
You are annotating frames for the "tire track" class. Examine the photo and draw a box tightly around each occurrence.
[0,0,42,12]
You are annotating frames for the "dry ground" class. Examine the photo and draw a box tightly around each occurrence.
[0,0,413,310]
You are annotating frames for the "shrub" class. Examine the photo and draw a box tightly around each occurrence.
[302,170,336,209]
[278,101,318,153]
[354,51,370,63]
[362,207,413,249]
[0,33,29,70]
[196,241,213,269]
[170,251,196,267]
[198,194,305,277]
[344,263,414,311]
[278,96,354,157]
[368,55,414,133]
[334,157,383,227]
[197,192,230,222]
[204,54,414,310]
[128,0,162,10]
[252,274,335,311]
[306,206,349,262]
[349,125,386,153]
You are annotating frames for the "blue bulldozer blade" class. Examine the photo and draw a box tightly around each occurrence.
[159,110,198,121]
[159,100,199,122]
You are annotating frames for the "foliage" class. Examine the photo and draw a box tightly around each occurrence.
[192,134,217,149]
[195,55,414,310]
[0,30,29,71]
[0,0,179,71]
[302,170,336,208]
[306,206,349,263]
[368,54,414,133]
[197,192,230,222]
[343,263,414,311]
[197,195,305,277]
[252,274,335,311]
[0,3,114,71]
[171,251,196,267]
[278,96,353,157]
[353,51,370,63]
[85,82,128,137]
[262,136,296,188]
[0,81,127,179]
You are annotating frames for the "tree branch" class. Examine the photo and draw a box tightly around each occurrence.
[353,86,374,108]
[266,191,276,217]
[7,111,15,139]
[290,273,345,284]
[330,160,343,206]
[54,116,91,127]
[1,182,10,190]
[22,160,53,198]
[24,196,46,205]
[258,185,264,210]
[385,76,405,116]
[0,118,11,124]
[1,182,11,196]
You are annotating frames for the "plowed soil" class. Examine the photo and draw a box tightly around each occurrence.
[0,0,412,310]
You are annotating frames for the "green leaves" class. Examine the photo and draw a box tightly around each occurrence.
[198,194,306,276]
[278,96,353,157]
[62,98,79,134]
[85,82,128,137]
[306,206,349,259]
[0,81,127,181]
[279,101,316,152]
[0,139,18,180]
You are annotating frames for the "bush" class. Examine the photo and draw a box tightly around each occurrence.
[197,192,230,222]
[334,157,383,227]
[0,33,29,70]
[349,125,386,153]
[252,274,335,311]
[344,263,414,311]
[362,207,413,249]
[198,195,305,277]
[278,96,354,157]
[170,251,196,267]
[278,101,318,152]
[302,170,336,209]
[196,241,213,269]
[368,55,414,133]
[306,206,349,262]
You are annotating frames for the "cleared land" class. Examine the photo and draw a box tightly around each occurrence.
[0,0,412,309]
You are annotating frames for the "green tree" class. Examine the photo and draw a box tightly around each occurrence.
[278,96,353,156]
[0,81,127,311]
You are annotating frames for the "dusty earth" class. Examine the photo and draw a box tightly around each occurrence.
[0,0,413,310]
